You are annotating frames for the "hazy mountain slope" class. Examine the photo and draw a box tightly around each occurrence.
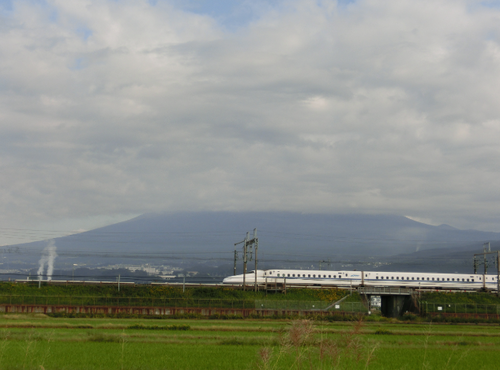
[9,212,500,273]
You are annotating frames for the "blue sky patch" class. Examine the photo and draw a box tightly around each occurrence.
[167,0,282,31]
[70,58,86,71]
[0,0,12,11]
[76,27,93,41]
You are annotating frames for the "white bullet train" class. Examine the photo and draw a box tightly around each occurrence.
[223,269,499,291]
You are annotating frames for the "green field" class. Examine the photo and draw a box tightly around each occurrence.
[0,314,499,369]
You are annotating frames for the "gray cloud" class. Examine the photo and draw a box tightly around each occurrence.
[1,0,500,239]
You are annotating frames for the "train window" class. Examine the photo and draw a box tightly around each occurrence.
[467,279,469,282]
[412,277,414,280]
[386,276,389,279]
[447,278,449,281]
[292,274,295,277]
[328,275,331,278]
[308,274,311,278]
[432,278,434,281]
[313,274,316,278]
[416,277,419,280]
[451,278,454,281]
[391,277,394,279]
[376,276,379,279]
[303,274,306,277]
[472,279,474,282]
[277,274,280,277]
[287,274,290,277]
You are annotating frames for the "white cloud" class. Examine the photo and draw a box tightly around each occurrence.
[1,0,500,240]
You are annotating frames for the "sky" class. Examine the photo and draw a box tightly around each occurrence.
[1,0,500,245]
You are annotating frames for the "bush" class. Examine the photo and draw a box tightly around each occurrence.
[401,312,419,321]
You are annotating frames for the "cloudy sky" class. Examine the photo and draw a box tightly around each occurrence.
[1,0,500,245]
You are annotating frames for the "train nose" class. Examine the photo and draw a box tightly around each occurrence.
[222,276,233,284]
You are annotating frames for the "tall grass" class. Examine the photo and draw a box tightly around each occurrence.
[256,319,377,369]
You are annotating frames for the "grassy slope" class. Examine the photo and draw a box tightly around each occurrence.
[0,282,351,302]
[421,291,500,304]
[3,282,499,304]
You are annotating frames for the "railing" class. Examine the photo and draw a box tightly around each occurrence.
[0,295,255,309]
[358,287,412,295]
[421,302,500,315]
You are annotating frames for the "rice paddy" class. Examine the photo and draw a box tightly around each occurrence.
[0,314,499,369]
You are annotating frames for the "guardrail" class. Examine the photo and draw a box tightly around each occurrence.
[358,287,413,295]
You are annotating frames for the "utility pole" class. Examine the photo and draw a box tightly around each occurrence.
[233,250,238,276]
[243,232,248,290]
[483,242,490,274]
[234,229,259,292]
[474,247,500,295]
[253,229,259,292]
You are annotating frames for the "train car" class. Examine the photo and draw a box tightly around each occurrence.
[222,269,499,291]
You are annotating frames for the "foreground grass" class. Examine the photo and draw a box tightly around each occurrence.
[0,315,499,369]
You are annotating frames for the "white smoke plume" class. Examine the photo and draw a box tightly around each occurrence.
[37,240,57,281]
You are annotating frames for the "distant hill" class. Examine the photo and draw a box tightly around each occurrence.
[6,212,500,274]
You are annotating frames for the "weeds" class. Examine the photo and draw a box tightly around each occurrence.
[120,330,126,370]
[256,318,378,369]
[374,328,392,335]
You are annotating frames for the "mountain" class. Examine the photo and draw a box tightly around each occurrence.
[5,212,500,275]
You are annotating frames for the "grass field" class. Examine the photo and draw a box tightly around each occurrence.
[0,314,499,369]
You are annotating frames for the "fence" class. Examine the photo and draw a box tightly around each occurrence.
[0,295,255,309]
[0,295,367,313]
[421,302,500,315]
[256,300,366,313]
